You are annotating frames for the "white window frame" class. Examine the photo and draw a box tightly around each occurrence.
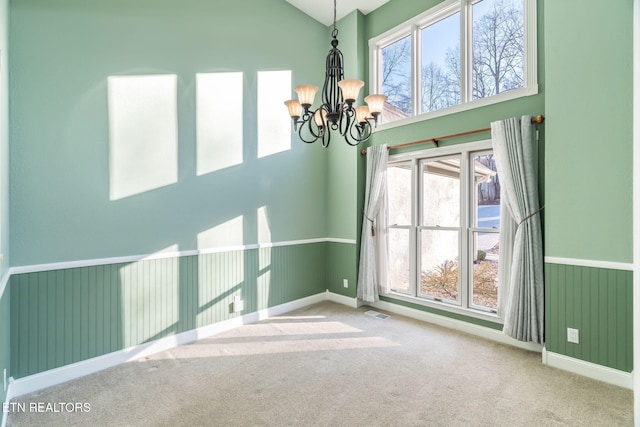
[386,139,502,324]
[370,0,538,130]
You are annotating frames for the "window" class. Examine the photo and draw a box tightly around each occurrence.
[371,0,536,126]
[386,141,501,319]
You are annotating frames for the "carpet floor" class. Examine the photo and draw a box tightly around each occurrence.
[6,301,634,426]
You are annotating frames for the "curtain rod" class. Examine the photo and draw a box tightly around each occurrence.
[360,115,545,156]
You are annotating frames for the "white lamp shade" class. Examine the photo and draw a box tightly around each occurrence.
[355,106,371,124]
[313,109,327,126]
[295,84,319,106]
[284,99,302,117]
[364,94,388,114]
[338,79,364,102]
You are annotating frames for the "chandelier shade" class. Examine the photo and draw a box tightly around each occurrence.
[337,79,364,103]
[284,99,302,120]
[294,84,319,107]
[284,0,387,147]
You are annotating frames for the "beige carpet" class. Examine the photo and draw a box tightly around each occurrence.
[6,301,633,426]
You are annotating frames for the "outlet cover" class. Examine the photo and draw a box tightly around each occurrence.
[343,279,348,288]
[567,328,579,344]
[233,296,244,313]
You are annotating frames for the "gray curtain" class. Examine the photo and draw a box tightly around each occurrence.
[491,116,544,343]
[357,144,389,302]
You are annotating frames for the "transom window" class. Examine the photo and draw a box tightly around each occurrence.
[370,0,537,127]
[386,141,502,319]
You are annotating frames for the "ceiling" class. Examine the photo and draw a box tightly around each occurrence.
[285,0,389,26]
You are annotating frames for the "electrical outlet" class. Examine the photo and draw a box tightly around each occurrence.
[233,295,244,313]
[343,279,348,288]
[567,328,579,344]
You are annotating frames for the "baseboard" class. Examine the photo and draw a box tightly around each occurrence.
[543,348,633,390]
[324,290,360,308]
[7,291,354,400]
[368,299,543,353]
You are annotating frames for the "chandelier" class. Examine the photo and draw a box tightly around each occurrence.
[284,0,387,148]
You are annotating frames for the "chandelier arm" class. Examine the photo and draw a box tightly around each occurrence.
[296,109,324,144]
[345,120,372,145]
[322,127,331,148]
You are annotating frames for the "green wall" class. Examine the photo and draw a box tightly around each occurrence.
[326,11,361,242]
[545,1,633,263]
[1,0,10,406]
[9,0,329,266]
[10,243,326,379]
[546,263,632,372]
[324,11,365,297]
[326,242,357,297]
[5,0,334,382]
[542,0,633,370]
[0,288,8,405]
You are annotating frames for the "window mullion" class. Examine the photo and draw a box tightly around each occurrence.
[411,24,420,117]
[460,152,470,309]
[410,158,419,297]
[460,0,472,103]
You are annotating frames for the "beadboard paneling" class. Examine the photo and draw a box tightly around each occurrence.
[545,263,633,372]
[10,243,326,379]
[0,286,10,405]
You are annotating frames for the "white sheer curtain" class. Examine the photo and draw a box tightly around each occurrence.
[491,116,544,343]
[357,144,389,302]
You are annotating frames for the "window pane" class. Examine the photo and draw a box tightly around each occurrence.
[472,152,500,311]
[422,158,460,227]
[472,231,499,310]
[388,163,412,226]
[421,13,461,113]
[380,35,412,123]
[472,0,525,100]
[473,154,500,228]
[389,228,411,293]
[420,229,459,303]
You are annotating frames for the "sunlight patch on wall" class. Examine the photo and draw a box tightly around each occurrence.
[108,75,178,201]
[257,206,272,307]
[257,70,291,158]
[257,206,272,245]
[141,244,180,260]
[197,215,244,250]
[196,72,244,175]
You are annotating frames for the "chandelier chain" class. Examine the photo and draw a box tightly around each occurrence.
[333,0,337,33]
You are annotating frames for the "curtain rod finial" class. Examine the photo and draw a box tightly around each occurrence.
[532,115,544,124]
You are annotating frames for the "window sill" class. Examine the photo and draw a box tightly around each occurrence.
[376,85,539,133]
[382,291,504,326]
